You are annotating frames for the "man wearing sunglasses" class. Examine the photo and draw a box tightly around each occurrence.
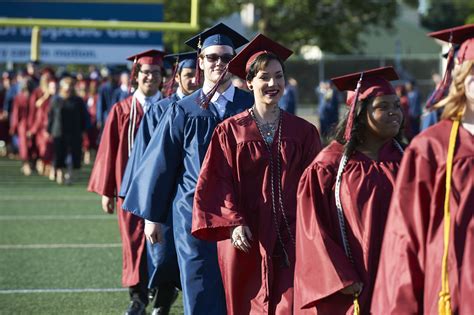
[122,23,253,315]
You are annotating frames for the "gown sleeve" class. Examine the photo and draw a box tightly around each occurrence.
[121,103,184,223]
[191,125,246,241]
[294,163,361,311]
[119,104,167,198]
[87,105,120,198]
[371,146,435,314]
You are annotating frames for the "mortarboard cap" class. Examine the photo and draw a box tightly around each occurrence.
[331,66,399,106]
[185,22,248,51]
[126,49,166,66]
[228,34,293,80]
[425,24,474,109]
[428,24,474,63]
[331,66,399,142]
[164,51,198,72]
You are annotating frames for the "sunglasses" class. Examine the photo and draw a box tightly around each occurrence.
[203,53,234,64]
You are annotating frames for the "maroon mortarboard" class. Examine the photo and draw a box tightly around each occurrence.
[40,67,55,77]
[126,49,166,93]
[331,66,399,142]
[426,24,474,109]
[228,33,293,80]
[126,49,166,66]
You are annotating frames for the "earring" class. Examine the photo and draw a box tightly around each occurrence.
[248,85,253,90]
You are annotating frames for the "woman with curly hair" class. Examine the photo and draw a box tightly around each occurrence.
[294,66,405,314]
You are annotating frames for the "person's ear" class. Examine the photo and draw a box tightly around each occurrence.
[247,82,253,90]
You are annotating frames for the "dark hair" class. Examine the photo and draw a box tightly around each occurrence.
[333,97,405,157]
[245,52,285,82]
[132,63,165,90]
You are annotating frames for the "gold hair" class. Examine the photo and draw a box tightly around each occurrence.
[435,60,473,120]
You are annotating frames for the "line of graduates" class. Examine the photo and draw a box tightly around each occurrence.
[3,68,99,184]
[0,65,134,182]
[88,22,472,315]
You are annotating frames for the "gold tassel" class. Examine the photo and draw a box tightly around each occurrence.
[353,293,360,315]
[437,119,459,315]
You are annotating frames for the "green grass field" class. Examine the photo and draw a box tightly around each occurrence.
[0,157,183,314]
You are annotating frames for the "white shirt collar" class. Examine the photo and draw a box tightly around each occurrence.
[176,88,186,100]
[133,89,162,112]
[211,83,235,104]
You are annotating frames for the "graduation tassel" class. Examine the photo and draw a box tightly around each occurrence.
[193,37,202,86]
[163,59,179,97]
[129,57,137,94]
[437,118,459,315]
[353,292,361,315]
[425,41,455,110]
[344,72,364,142]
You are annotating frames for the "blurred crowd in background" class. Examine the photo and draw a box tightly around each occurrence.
[0,60,441,184]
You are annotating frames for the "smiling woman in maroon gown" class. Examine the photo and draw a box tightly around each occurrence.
[372,24,474,315]
[191,34,321,314]
[294,67,405,314]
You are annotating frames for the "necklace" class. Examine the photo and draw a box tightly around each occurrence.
[249,106,294,268]
[250,105,279,145]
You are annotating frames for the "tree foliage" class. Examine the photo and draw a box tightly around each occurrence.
[163,0,398,54]
[417,0,474,31]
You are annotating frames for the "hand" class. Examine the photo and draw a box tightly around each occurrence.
[230,225,253,253]
[340,282,363,295]
[101,195,114,214]
[145,222,162,244]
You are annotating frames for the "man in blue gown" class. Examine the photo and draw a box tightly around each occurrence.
[121,23,253,315]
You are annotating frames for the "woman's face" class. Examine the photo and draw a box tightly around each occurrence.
[247,59,285,106]
[365,94,403,140]
[464,66,474,106]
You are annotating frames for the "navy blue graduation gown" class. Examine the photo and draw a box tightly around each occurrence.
[122,87,254,315]
[119,93,181,290]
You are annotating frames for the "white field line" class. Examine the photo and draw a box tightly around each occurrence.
[0,243,121,249]
[0,215,115,220]
[0,288,127,294]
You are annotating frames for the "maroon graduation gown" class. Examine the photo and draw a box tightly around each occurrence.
[29,95,53,163]
[87,95,146,287]
[371,119,473,314]
[192,110,321,315]
[294,140,403,314]
[9,92,32,161]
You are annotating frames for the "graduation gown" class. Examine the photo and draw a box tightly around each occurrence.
[29,94,53,163]
[192,110,321,315]
[83,95,99,151]
[119,93,181,290]
[9,92,32,161]
[371,119,473,314]
[87,95,147,287]
[122,88,254,315]
[294,140,403,314]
